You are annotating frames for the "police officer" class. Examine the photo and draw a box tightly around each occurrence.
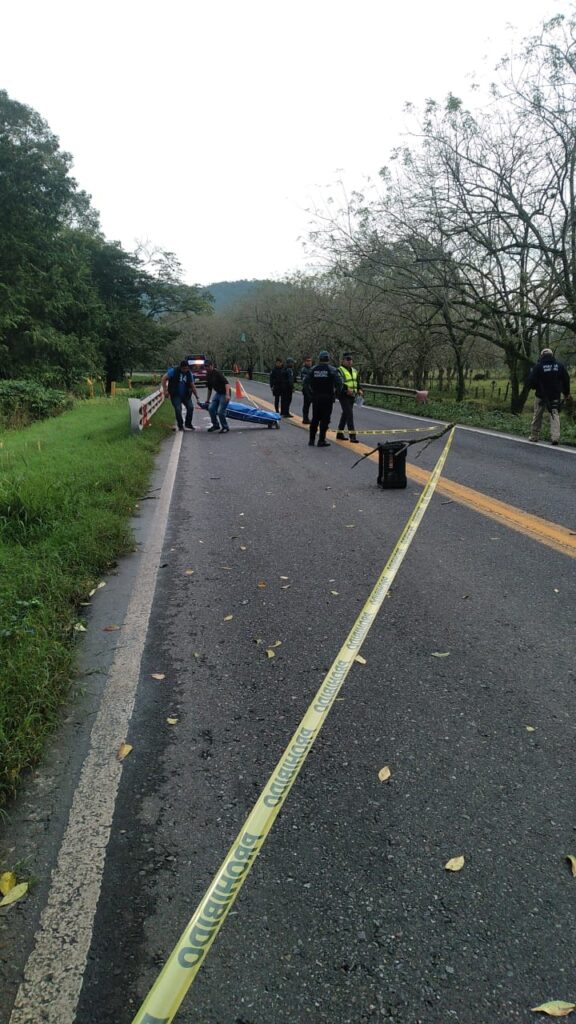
[336,352,363,443]
[305,351,342,447]
[300,355,313,424]
[527,348,571,445]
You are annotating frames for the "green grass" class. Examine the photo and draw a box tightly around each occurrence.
[366,392,576,446]
[0,396,172,804]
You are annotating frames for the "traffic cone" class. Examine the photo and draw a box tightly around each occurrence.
[235,379,243,399]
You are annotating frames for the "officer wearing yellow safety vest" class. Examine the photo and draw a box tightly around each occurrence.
[336,353,363,442]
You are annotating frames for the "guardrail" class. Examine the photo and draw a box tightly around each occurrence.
[129,387,165,432]
[226,371,427,403]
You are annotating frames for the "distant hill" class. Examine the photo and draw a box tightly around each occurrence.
[203,279,279,312]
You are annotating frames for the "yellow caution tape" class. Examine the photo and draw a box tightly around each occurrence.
[333,425,442,436]
[132,427,456,1024]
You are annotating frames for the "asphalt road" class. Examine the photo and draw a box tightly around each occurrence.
[2,387,576,1024]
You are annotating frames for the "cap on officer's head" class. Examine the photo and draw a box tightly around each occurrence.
[318,350,330,361]
[540,347,554,357]
[342,352,353,360]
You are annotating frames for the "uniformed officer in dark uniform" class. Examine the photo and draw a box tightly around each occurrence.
[304,350,342,447]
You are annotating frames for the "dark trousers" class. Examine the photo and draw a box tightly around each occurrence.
[338,394,356,435]
[280,386,293,416]
[309,395,334,442]
[302,391,311,421]
[272,389,281,413]
[171,395,194,429]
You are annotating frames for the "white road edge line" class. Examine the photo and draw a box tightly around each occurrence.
[360,402,576,453]
[9,433,183,1024]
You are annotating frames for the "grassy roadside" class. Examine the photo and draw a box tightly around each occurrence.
[0,397,172,805]
[366,392,576,446]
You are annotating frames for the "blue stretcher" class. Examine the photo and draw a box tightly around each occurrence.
[225,401,281,428]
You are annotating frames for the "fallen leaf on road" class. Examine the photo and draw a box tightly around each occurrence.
[270,640,282,648]
[74,623,87,632]
[378,766,391,782]
[281,585,291,589]
[331,590,339,596]
[117,742,133,761]
[184,569,194,575]
[0,882,28,907]
[445,856,465,872]
[240,545,247,551]
[219,566,232,570]
[280,576,289,580]
[97,582,106,590]
[89,588,96,597]
[566,855,576,877]
[355,655,367,665]
[265,649,276,659]
[224,615,233,621]
[166,717,179,725]
[531,1002,576,1017]
[151,673,165,680]
[0,872,16,896]
[345,524,355,528]
[253,638,263,645]
[258,581,267,588]
[431,652,450,658]
[103,624,121,632]
[526,725,536,732]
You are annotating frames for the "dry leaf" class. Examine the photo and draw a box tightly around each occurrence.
[280,576,289,580]
[184,569,194,576]
[281,585,290,590]
[378,766,391,782]
[265,649,276,659]
[531,1002,576,1017]
[103,624,121,632]
[74,623,87,632]
[117,742,133,761]
[526,725,536,732]
[271,640,282,648]
[88,588,96,597]
[240,545,247,551]
[331,590,339,596]
[445,855,465,872]
[431,651,450,658]
[166,717,179,725]
[566,855,576,877]
[345,524,355,528]
[0,871,17,896]
[355,655,367,665]
[253,638,263,645]
[0,882,28,907]
[97,582,106,590]
[151,673,165,680]
[223,615,233,621]
[258,581,267,588]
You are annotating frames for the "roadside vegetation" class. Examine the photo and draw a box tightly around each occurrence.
[0,397,171,805]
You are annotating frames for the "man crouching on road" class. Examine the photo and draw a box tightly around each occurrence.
[527,348,571,446]
[304,350,342,447]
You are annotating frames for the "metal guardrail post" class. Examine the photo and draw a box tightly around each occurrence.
[129,387,165,432]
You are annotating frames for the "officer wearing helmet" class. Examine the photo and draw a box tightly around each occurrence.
[304,351,342,447]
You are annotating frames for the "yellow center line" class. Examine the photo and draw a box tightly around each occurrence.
[248,391,576,560]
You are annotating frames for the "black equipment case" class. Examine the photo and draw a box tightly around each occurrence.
[377,441,407,489]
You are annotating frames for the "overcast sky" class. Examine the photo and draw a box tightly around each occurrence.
[3,0,569,286]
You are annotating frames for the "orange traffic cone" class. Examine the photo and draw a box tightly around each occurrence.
[235,379,243,399]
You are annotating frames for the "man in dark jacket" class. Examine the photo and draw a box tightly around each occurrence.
[527,348,571,446]
[300,355,313,424]
[204,360,231,433]
[161,360,200,431]
[304,351,342,447]
[269,358,285,414]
